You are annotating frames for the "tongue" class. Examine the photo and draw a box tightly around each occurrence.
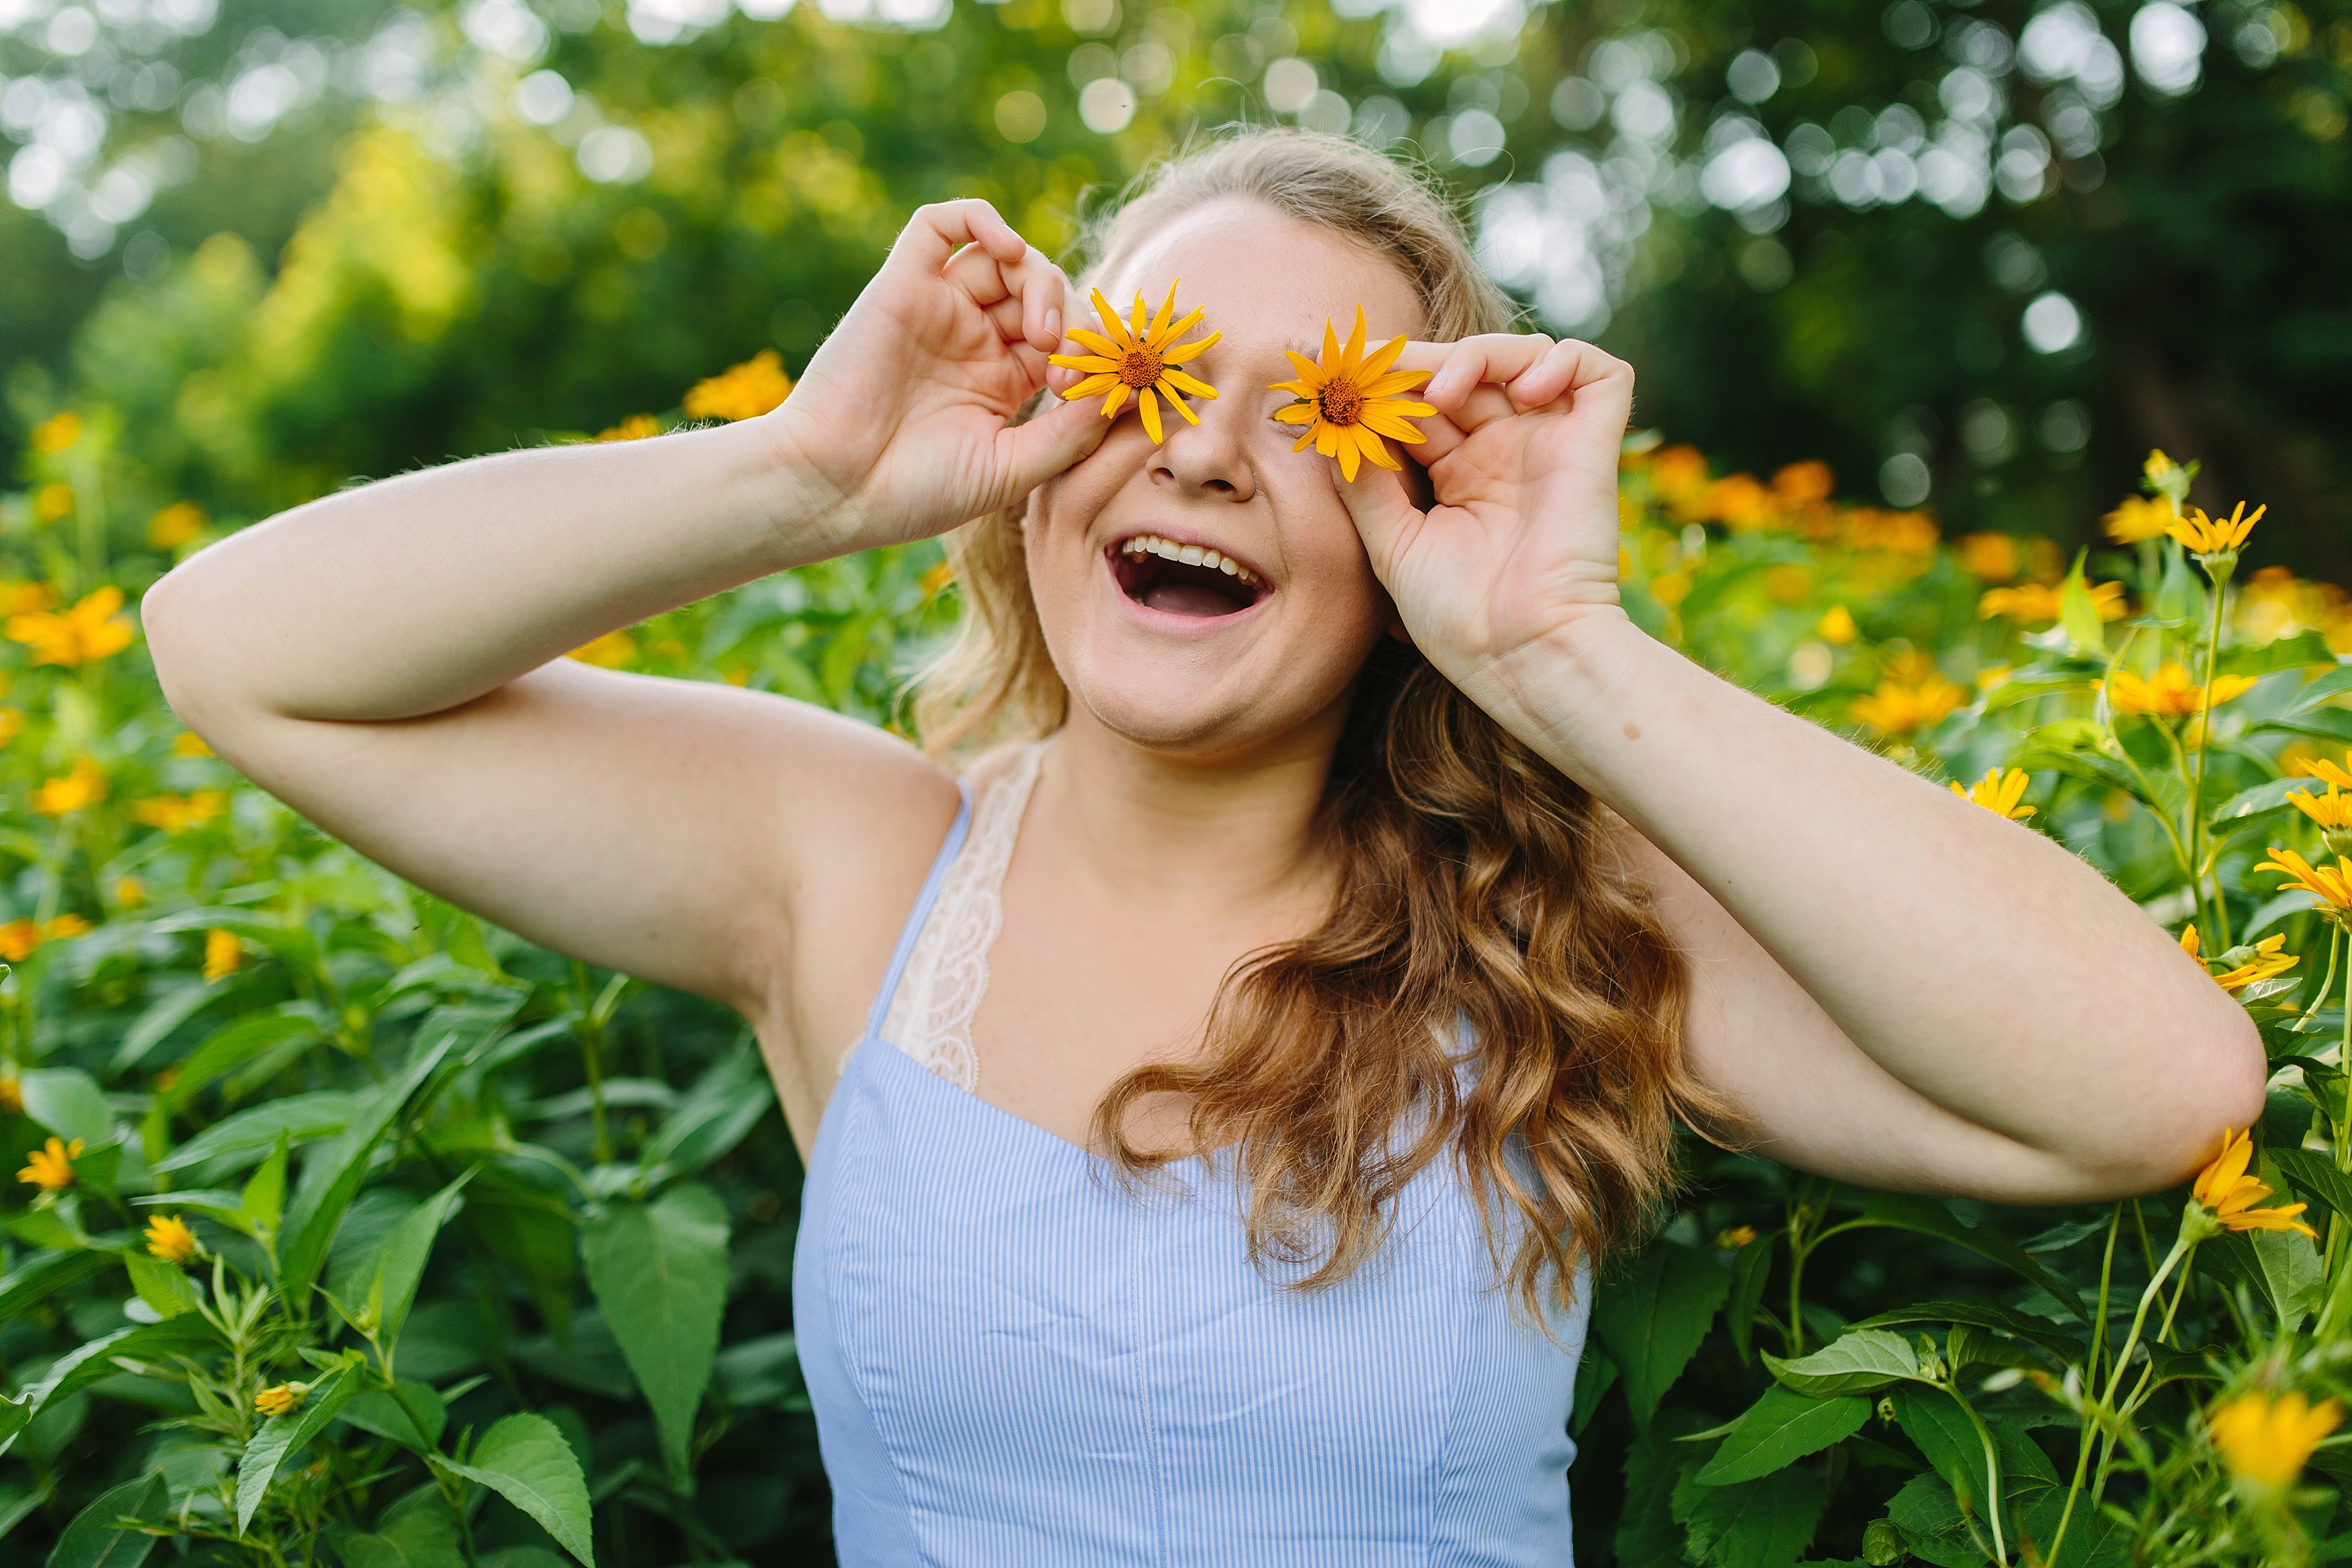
[1142,580,1247,617]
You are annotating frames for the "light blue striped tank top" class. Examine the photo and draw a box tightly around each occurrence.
[792,768,1595,1565]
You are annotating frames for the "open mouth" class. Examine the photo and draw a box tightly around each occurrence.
[1108,534,1268,619]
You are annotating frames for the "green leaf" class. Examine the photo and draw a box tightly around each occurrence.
[129,1188,255,1237]
[2273,1147,2352,1227]
[1852,1191,2085,1319]
[1672,1458,1827,1568]
[111,979,224,1074]
[1847,1300,2083,1362]
[2249,1149,2325,1328]
[2152,541,2205,624]
[278,1037,456,1305]
[243,1131,290,1241]
[1617,1406,1709,1568]
[1892,1385,1988,1514]
[2057,550,2105,658]
[2259,708,2352,746]
[1886,1472,1988,1568]
[582,1183,729,1473]
[0,1250,114,1321]
[122,1251,204,1318]
[1571,1350,1617,1440]
[338,1493,464,1568]
[46,1472,167,1568]
[6,1205,91,1251]
[235,1358,365,1533]
[151,1091,354,1176]
[1594,1239,1732,1433]
[360,1169,474,1348]
[2210,776,2321,827]
[159,1006,329,1113]
[19,1068,113,1145]
[444,1413,595,1568]
[2291,662,2352,713]
[337,1379,448,1452]
[1697,1387,1870,1485]
[1727,1232,1778,1365]
[0,1317,221,1458]
[1762,1329,1923,1397]
[642,1045,773,1174]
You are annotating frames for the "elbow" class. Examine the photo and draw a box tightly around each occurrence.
[139,566,231,740]
[2126,1000,2270,1199]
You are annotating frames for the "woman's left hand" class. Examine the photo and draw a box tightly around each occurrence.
[1331,333,1636,704]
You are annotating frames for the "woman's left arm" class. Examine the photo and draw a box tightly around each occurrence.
[1335,332,2267,1207]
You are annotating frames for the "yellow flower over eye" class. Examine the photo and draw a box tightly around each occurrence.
[2209,1389,2342,1490]
[2191,1127,2318,1238]
[1949,766,2035,820]
[1269,305,1435,483]
[17,1135,83,1191]
[1050,281,1220,445]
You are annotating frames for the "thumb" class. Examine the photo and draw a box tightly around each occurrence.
[1332,460,1426,588]
[995,393,1110,502]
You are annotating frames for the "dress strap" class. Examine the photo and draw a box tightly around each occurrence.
[862,777,974,1045]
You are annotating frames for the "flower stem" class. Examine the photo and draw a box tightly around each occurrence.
[2187,571,2230,947]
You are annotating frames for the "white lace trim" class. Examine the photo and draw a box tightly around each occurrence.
[870,740,1047,1090]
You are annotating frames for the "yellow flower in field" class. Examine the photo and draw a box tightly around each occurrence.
[0,1076,19,1115]
[1817,605,1857,644]
[33,756,108,816]
[1951,766,2035,820]
[682,349,793,421]
[1955,531,2023,581]
[144,1213,199,1264]
[1270,305,1435,482]
[7,584,136,666]
[2210,1389,2342,1490]
[2191,1127,2318,1238]
[34,484,72,524]
[1976,580,2128,624]
[1051,281,1221,445]
[565,629,636,668]
[2255,846,2352,928]
[1975,664,2013,692]
[595,413,661,442]
[2290,783,2352,830]
[147,502,206,550]
[1850,673,1966,736]
[131,789,229,832]
[0,920,40,962]
[919,560,954,600]
[171,731,213,758]
[254,1383,307,1418]
[114,875,145,908]
[1715,1225,1758,1249]
[2103,494,2175,543]
[204,928,243,981]
[0,709,23,746]
[2183,924,2301,991]
[43,914,89,943]
[17,1135,83,1191]
[30,410,82,453]
[0,581,56,615]
[2167,500,2264,557]
[2096,661,2259,717]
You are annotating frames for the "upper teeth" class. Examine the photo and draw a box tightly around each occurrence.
[1119,534,1261,586]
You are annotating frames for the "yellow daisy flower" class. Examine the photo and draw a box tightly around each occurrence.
[6,585,136,668]
[2095,661,2259,717]
[33,756,108,816]
[2255,846,2352,927]
[2167,500,2263,556]
[144,1213,200,1264]
[2102,494,2174,544]
[1050,281,1220,445]
[2191,1127,2317,1238]
[1976,579,2128,624]
[682,350,793,422]
[1850,673,1966,736]
[2210,1389,2343,1490]
[147,502,206,550]
[1269,304,1435,482]
[255,1383,308,1418]
[2181,924,2300,991]
[1950,766,2035,820]
[2290,783,2352,832]
[204,928,243,981]
[17,1135,83,1191]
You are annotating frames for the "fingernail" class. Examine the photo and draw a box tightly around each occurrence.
[1045,306,1060,342]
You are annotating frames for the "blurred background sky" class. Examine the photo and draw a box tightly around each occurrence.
[1,0,2345,575]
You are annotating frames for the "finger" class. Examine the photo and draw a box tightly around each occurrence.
[1508,337,1611,411]
[1408,409,1471,467]
[997,387,1113,499]
[1419,333,1556,412]
[1541,340,1637,433]
[1328,453,1425,586]
[1013,252,1068,355]
[884,198,1028,280]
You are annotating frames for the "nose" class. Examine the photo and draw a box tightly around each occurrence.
[1147,394,1256,504]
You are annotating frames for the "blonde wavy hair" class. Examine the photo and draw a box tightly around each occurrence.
[910,126,1752,1340]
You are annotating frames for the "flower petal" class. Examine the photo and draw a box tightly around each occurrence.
[1363,368,1435,397]
[1063,374,1119,399]
[1101,384,1131,419]
[1067,327,1124,359]
[1161,331,1221,365]
[1161,386,1202,426]
[1357,333,1409,383]
[1090,290,1135,353]
[1339,304,1368,378]
[1161,368,1218,400]
[1050,353,1122,373]
[1273,404,1318,425]
[1139,388,1164,445]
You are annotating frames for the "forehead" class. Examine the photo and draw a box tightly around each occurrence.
[1090,198,1426,362]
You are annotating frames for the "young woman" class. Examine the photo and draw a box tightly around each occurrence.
[142,129,2263,1564]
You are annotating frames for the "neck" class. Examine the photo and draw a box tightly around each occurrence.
[1031,700,1348,918]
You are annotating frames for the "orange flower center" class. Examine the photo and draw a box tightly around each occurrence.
[1318,380,1363,427]
[1118,349,1163,389]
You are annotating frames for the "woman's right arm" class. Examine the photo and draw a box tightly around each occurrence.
[142,200,1102,1081]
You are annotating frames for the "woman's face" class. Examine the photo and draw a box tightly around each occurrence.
[1023,199,1427,760]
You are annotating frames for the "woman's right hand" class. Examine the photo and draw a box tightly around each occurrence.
[761,199,1109,553]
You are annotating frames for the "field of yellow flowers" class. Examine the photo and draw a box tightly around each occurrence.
[4,355,2352,1567]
